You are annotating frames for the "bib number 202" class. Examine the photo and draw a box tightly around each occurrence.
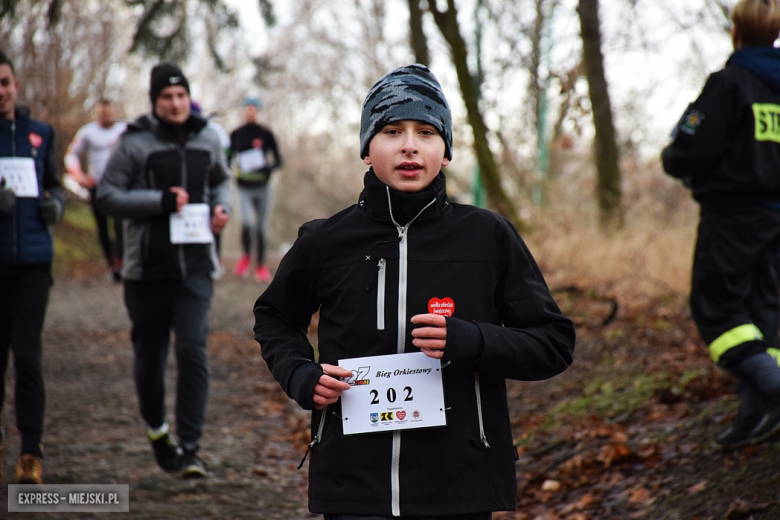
[370,386,413,405]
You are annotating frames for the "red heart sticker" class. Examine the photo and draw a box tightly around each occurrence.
[428,297,455,317]
[29,132,42,148]
[252,138,263,148]
[396,411,406,420]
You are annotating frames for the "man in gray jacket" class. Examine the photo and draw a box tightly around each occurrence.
[97,63,230,478]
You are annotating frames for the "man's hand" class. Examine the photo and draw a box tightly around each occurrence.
[211,205,229,233]
[169,186,189,213]
[411,313,447,359]
[69,170,95,189]
[313,364,352,410]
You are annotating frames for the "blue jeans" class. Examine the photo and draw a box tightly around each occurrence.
[124,276,212,448]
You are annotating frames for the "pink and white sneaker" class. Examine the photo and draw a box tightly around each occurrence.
[234,255,251,278]
[254,264,272,283]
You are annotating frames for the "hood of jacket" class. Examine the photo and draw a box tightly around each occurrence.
[727,47,780,94]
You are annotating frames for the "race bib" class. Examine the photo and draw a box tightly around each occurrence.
[237,148,266,172]
[0,158,38,197]
[169,203,214,244]
[339,352,447,435]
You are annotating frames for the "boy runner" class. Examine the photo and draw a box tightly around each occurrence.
[254,64,575,518]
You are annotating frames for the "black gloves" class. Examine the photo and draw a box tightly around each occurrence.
[38,197,60,224]
[0,185,15,214]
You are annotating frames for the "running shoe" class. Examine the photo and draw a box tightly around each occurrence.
[714,411,766,449]
[179,450,208,479]
[15,455,42,484]
[234,254,251,278]
[148,431,183,473]
[254,264,272,283]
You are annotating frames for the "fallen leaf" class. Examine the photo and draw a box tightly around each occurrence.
[541,479,562,492]
[629,487,651,504]
[685,479,708,494]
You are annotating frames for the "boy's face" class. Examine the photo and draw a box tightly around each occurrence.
[364,120,450,193]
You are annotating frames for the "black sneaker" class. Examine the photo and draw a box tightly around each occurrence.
[148,433,183,473]
[715,411,766,449]
[179,450,208,479]
[749,397,780,444]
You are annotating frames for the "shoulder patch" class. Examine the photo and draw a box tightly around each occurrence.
[680,110,704,135]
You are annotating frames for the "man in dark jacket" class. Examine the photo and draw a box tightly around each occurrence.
[97,63,231,478]
[662,0,780,449]
[0,50,65,484]
[254,64,575,519]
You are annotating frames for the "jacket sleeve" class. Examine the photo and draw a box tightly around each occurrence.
[95,135,168,218]
[267,129,283,171]
[661,71,733,179]
[42,128,65,223]
[206,128,232,215]
[442,218,575,381]
[64,125,86,173]
[253,221,324,410]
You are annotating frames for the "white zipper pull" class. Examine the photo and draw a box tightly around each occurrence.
[377,259,386,330]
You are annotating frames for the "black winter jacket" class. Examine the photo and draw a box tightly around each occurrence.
[253,170,575,516]
[662,48,780,210]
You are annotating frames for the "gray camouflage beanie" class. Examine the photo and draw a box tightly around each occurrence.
[360,64,453,160]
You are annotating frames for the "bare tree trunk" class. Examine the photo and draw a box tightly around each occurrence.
[427,0,524,231]
[407,0,429,66]
[577,0,623,230]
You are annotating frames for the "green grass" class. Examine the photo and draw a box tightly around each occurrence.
[52,199,106,275]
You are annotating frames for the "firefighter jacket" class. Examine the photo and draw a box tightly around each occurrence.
[253,169,575,516]
[662,47,780,210]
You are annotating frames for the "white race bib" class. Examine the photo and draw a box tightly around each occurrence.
[169,203,214,244]
[339,352,447,435]
[237,148,266,172]
[0,158,39,197]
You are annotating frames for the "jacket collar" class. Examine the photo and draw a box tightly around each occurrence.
[126,112,208,142]
[358,168,450,225]
[0,106,31,128]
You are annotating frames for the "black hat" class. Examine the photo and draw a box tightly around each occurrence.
[149,63,190,105]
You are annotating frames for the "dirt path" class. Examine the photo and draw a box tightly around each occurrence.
[1,274,316,519]
[4,264,780,519]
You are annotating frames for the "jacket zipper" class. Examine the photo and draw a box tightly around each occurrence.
[386,186,436,517]
[297,404,328,470]
[11,120,17,263]
[377,259,386,330]
[474,373,490,448]
[178,146,187,278]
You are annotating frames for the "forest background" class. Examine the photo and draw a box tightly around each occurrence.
[0,0,736,294]
[5,1,780,519]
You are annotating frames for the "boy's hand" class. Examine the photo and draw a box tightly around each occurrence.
[411,313,447,359]
[313,364,352,410]
[211,205,229,233]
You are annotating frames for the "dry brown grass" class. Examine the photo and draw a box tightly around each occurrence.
[528,155,699,309]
